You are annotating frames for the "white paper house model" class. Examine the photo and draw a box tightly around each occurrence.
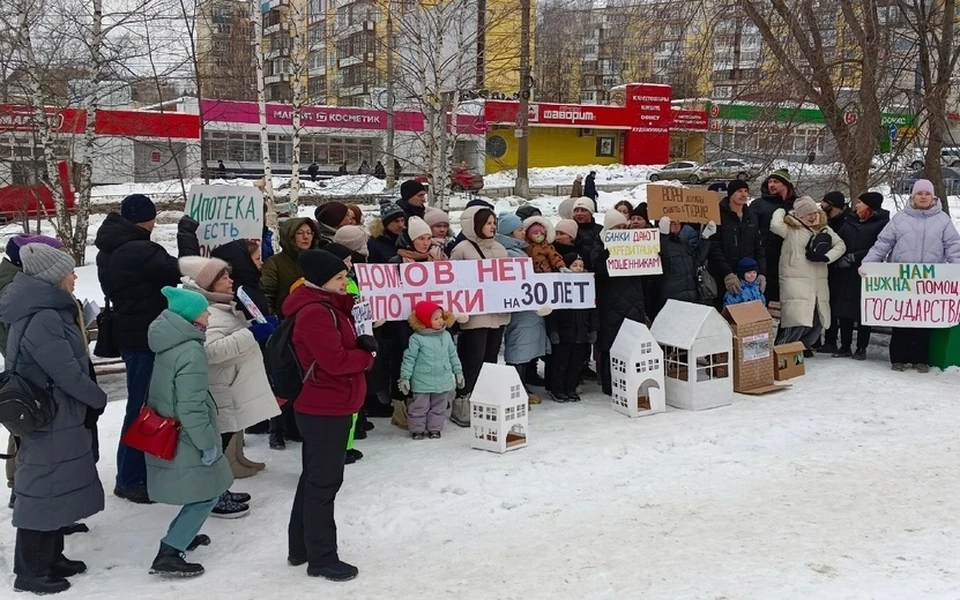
[470,363,528,453]
[609,319,665,417]
[650,299,733,411]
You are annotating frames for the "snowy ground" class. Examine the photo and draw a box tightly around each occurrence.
[2,346,960,599]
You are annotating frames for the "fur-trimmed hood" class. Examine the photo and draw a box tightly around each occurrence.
[368,217,385,239]
[522,215,555,243]
[408,309,455,332]
[785,207,829,231]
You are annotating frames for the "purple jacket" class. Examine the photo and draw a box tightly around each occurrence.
[863,200,960,264]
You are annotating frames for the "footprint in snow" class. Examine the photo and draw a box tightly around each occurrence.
[806,563,838,577]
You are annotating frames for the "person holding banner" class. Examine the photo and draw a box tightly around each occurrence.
[389,217,447,263]
[861,179,960,372]
[425,207,454,256]
[367,199,406,264]
[450,206,512,425]
[572,198,604,270]
[657,216,714,305]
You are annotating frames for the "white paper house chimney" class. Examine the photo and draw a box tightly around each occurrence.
[609,319,665,417]
[470,363,528,453]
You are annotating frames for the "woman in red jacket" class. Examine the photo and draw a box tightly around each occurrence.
[282,250,377,582]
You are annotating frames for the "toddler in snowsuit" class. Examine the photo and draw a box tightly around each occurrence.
[399,301,464,439]
[723,257,767,307]
[523,216,568,273]
[546,254,598,402]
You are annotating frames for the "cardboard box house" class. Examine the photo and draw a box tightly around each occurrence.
[651,300,733,411]
[774,342,806,381]
[470,363,529,453]
[721,301,783,395]
[609,319,665,418]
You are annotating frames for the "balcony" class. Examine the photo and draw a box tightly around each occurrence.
[265,73,291,85]
[267,0,290,9]
[341,19,376,37]
[337,51,374,68]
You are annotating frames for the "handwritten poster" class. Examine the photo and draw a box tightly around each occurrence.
[647,184,721,224]
[185,185,264,254]
[352,301,374,337]
[860,263,960,327]
[603,228,662,276]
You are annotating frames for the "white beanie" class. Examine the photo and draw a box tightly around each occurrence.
[602,208,628,230]
[573,197,595,213]
[406,216,432,241]
[424,206,450,227]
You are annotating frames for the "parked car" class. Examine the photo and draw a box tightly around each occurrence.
[907,146,960,170]
[415,165,484,192]
[687,159,763,184]
[901,167,960,196]
[648,161,700,182]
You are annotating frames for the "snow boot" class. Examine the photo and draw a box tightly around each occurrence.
[269,432,286,450]
[852,348,867,361]
[245,420,269,435]
[391,400,409,430]
[60,523,89,536]
[428,431,441,439]
[803,349,814,358]
[210,493,249,519]
[186,534,210,551]
[550,390,569,403]
[915,363,930,373]
[568,392,582,402]
[114,483,154,504]
[235,433,265,471]
[13,575,70,594]
[307,560,359,582]
[345,449,363,464]
[411,432,425,440]
[450,396,471,428]
[527,392,542,405]
[226,434,258,479]
[832,346,852,358]
[149,543,205,578]
[223,490,251,504]
[891,362,907,372]
[817,342,837,354]
[50,556,87,578]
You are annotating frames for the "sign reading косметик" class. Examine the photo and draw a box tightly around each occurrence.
[860,263,960,327]
[355,258,596,321]
[185,185,264,255]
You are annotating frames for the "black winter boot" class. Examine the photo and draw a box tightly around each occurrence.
[307,560,359,581]
[186,535,210,551]
[50,556,87,578]
[13,575,70,594]
[149,543,205,578]
[269,432,285,450]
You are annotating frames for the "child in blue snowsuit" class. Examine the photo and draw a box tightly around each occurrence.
[723,257,767,306]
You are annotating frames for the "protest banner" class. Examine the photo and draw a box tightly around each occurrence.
[185,185,264,254]
[603,228,662,276]
[647,184,721,224]
[860,263,960,327]
[354,257,596,321]
[352,300,374,337]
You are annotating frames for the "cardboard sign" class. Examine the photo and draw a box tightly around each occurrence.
[603,228,662,276]
[860,263,960,327]
[354,258,596,321]
[185,185,264,254]
[352,301,374,337]
[647,184,721,224]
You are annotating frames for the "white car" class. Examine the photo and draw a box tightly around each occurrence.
[648,161,700,182]
[687,159,763,184]
[907,146,960,169]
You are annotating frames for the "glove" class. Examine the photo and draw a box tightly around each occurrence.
[535,305,553,317]
[201,446,221,466]
[658,216,671,235]
[757,274,767,293]
[548,331,560,344]
[356,334,378,353]
[701,220,717,239]
[454,313,469,323]
[559,267,572,273]
[178,214,199,233]
[836,254,855,268]
[723,272,742,295]
[266,315,279,327]
[398,379,411,396]
[858,266,867,277]
[248,321,275,341]
[455,373,465,389]
[587,331,598,345]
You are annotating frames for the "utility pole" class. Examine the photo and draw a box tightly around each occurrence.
[385,4,396,189]
[514,0,531,198]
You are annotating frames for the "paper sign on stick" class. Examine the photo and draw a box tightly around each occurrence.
[352,301,374,337]
[355,258,596,321]
[860,263,960,327]
[185,185,264,255]
[603,228,662,276]
[647,184,721,224]
[237,286,268,324]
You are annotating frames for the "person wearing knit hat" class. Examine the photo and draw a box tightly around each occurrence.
[861,177,959,371]
[820,191,848,233]
[516,204,542,221]
[5,234,63,269]
[547,250,596,402]
[726,179,750,199]
[601,207,628,233]
[333,227,369,257]
[857,191,884,212]
[791,196,820,223]
[562,252,585,271]
[161,286,210,324]
[752,168,798,303]
[120,193,158,228]
[572,197,595,222]
[571,198,604,270]
[367,200,406,264]
[711,180,767,307]
[398,180,427,220]
[391,216,445,262]
[423,206,449,228]
[405,216,431,243]
[315,202,351,230]
[20,244,76,287]
[179,256,231,293]
[399,299,462,439]
[767,168,793,190]
[557,197,576,220]
[554,219,578,248]
[299,249,348,289]
[378,198,405,229]
[497,212,523,237]
[722,256,766,308]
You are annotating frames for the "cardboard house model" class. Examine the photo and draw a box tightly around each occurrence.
[470,363,528,453]
[721,300,783,395]
[609,319,665,418]
[774,342,806,381]
[651,299,734,411]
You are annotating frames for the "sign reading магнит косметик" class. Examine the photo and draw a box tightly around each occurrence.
[354,258,596,321]
[861,263,960,327]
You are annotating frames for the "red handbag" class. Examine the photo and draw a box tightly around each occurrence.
[120,406,180,461]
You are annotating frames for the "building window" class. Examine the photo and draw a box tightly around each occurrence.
[663,345,688,381]
[695,352,729,381]
[486,135,507,159]
[596,136,615,157]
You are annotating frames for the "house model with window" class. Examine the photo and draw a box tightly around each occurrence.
[650,299,733,411]
[609,319,665,418]
[470,363,528,454]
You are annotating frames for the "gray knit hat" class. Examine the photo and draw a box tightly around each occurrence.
[20,244,75,285]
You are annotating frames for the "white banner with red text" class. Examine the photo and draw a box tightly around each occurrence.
[860,262,960,327]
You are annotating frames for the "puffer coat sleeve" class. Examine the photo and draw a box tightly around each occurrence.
[174,350,221,454]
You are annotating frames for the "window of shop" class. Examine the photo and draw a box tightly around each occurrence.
[486,135,507,159]
[206,131,374,167]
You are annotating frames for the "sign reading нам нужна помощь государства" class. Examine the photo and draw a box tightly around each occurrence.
[861,263,960,327]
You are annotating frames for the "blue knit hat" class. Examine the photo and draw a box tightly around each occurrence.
[737,257,759,277]
[120,193,157,224]
[161,286,209,323]
[5,234,63,268]
[497,212,523,236]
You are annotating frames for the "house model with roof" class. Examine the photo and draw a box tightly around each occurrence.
[470,363,528,453]
[650,299,733,411]
[609,319,665,417]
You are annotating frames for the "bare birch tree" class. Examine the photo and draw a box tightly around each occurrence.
[252,0,279,244]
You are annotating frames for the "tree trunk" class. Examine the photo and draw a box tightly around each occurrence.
[253,0,278,248]
[288,0,308,206]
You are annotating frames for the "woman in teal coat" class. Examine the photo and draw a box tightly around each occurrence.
[145,286,233,578]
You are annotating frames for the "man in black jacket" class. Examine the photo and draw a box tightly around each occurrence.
[820,191,849,232]
[749,169,797,302]
[572,197,603,269]
[708,180,767,307]
[396,180,427,221]
[95,194,181,504]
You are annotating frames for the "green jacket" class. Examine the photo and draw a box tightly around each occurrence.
[145,309,232,506]
[399,312,463,394]
[261,217,318,317]
[0,258,21,358]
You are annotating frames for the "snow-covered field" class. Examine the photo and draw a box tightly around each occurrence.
[2,346,960,599]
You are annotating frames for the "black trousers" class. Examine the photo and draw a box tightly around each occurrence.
[838,318,871,350]
[890,328,929,365]
[598,350,613,396]
[824,317,840,346]
[548,343,590,395]
[14,528,64,577]
[457,327,504,396]
[269,400,300,439]
[288,413,352,568]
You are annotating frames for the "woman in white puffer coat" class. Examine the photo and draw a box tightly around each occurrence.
[179,256,281,513]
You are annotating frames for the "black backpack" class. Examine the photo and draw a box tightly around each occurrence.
[805,229,834,262]
[263,308,337,402]
[0,314,57,440]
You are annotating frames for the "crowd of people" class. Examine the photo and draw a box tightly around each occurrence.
[1,168,958,594]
